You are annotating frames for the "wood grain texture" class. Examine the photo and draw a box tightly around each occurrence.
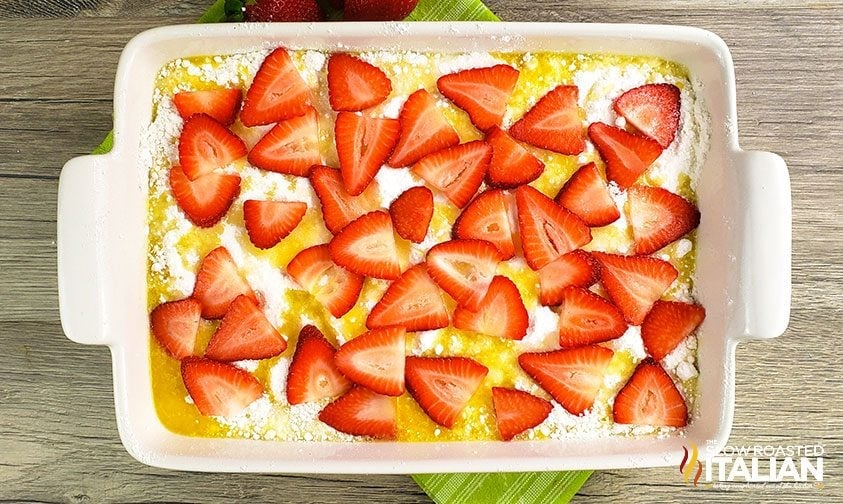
[0,1,841,502]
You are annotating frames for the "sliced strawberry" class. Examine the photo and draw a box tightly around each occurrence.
[173,88,242,126]
[491,387,553,441]
[411,140,491,208]
[150,298,201,360]
[537,250,598,306]
[335,112,400,195]
[170,166,240,228]
[613,358,688,427]
[518,345,613,415]
[388,89,459,167]
[614,83,681,148]
[192,247,257,319]
[515,185,592,270]
[437,64,520,132]
[588,122,663,190]
[178,113,247,180]
[404,356,488,428]
[484,126,545,188]
[243,199,307,249]
[555,162,620,227]
[627,185,700,255]
[329,211,403,280]
[425,239,501,310]
[327,53,392,111]
[287,244,363,318]
[240,47,311,127]
[247,107,320,177]
[309,165,380,234]
[204,295,287,361]
[286,325,351,405]
[319,386,396,440]
[557,286,627,348]
[453,189,516,259]
[509,85,585,155]
[389,186,434,243]
[367,264,449,331]
[592,252,678,325]
[641,301,706,360]
[335,326,406,396]
[181,358,263,417]
[454,275,528,341]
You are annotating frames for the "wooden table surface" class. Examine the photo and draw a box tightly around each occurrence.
[1,0,841,502]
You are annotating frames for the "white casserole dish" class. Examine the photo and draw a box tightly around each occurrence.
[57,22,791,473]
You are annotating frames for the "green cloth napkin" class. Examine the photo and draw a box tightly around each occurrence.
[92,1,592,502]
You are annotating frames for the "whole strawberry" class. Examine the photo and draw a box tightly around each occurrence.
[244,0,325,22]
[344,0,419,21]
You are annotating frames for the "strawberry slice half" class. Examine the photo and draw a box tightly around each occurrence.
[555,162,620,227]
[515,185,592,270]
[367,264,449,332]
[335,326,406,396]
[240,47,311,127]
[641,300,706,361]
[319,386,397,440]
[557,286,627,348]
[286,325,351,405]
[426,239,502,311]
[453,189,517,260]
[248,107,320,177]
[287,244,364,318]
[243,199,307,249]
[613,358,688,427]
[509,85,585,155]
[204,295,287,361]
[484,126,545,189]
[454,275,529,341]
[329,211,403,280]
[389,186,434,244]
[437,64,520,132]
[181,358,264,417]
[173,88,242,126]
[592,252,678,325]
[537,250,598,306]
[170,166,240,228]
[627,185,700,255]
[614,83,681,148]
[335,112,400,195]
[192,246,257,319]
[327,53,392,112]
[411,140,492,208]
[405,356,489,428]
[309,165,380,235]
[588,122,663,190]
[178,113,247,180]
[388,89,459,167]
[518,345,614,415]
[150,298,202,360]
[491,387,553,441]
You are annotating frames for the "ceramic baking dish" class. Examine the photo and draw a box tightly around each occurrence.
[57,22,791,473]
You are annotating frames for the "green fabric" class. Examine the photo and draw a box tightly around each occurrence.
[93,1,591,502]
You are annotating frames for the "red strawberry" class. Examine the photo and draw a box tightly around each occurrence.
[287,244,363,318]
[327,54,392,111]
[319,386,397,440]
[240,47,311,127]
[537,250,598,306]
[557,286,627,348]
[335,326,406,396]
[411,140,491,208]
[555,162,620,227]
[614,83,681,148]
[613,358,687,427]
[484,126,544,188]
[509,85,585,155]
[518,345,613,415]
[641,301,705,361]
[367,264,449,331]
[329,211,403,280]
[173,88,242,126]
[181,358,263,417]
[587,122,663,190]
[178,114,247,180]
[243,200,307,249]
[388,89,459,167]
[344,0,418,21]
[192,246,257,319]
[286,325,351,405]
[437,64,520,132]
[248,107,320,177]
[170,166,240,228]
[204,295,287,361]
[150,298,201,360]
[627,185,700,255]
[244,0,324,22]
[335,112,400,195]
[491,387,553,441]
[426,239,501,311]
[515,185,592,270]
[452,189,516,259]
[454,275,529,341]
[309,165,380,235]
[592,252,678,325]
[389,186,434,243]
[404,356,488,428]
